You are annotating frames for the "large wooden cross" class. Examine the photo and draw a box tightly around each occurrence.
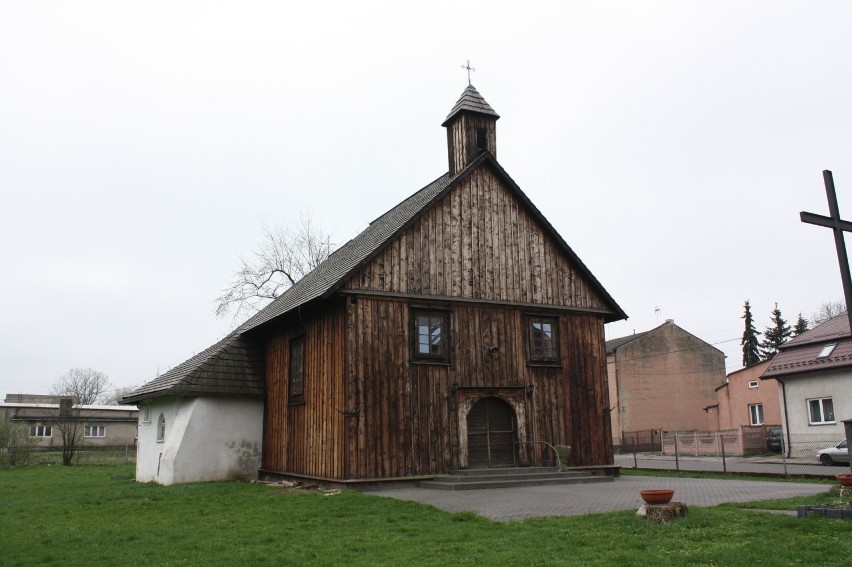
[800,170,852,331]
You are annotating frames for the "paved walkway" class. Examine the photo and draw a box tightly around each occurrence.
[367,476,829,522]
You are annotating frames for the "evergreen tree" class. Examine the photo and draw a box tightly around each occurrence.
[741,300,761,367]
[793,313,809,336]
[760,302,792,358]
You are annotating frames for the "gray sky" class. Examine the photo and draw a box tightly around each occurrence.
[2,1,851,398]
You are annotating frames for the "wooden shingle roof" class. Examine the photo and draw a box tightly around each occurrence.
[441,84,500,126]
[123,331,265,403]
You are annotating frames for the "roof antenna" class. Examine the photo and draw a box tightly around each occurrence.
[654,305,661,323]
[461,60,476,85]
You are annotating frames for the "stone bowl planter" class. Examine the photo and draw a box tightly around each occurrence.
[837,474,852,487]
[640,489,675,504]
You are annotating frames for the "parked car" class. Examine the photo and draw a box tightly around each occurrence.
[817,439,849,465]
[766,428,784,452]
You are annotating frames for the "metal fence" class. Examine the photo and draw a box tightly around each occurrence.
[1,445,136,467]
[615,430,851,478]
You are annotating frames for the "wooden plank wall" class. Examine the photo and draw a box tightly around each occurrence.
[262,301,346,478]
[344,296,612,479]
[343,167,607,312]
[447,113,496,175]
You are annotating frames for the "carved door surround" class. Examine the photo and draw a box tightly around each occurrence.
[455,386,530,469]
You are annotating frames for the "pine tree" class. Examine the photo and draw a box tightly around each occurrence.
[793,313,809,336]
[741,300,761,367]
[760,302,792,358]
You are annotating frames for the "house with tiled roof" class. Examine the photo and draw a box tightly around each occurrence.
[762,312,852,443]
[126,85,626,485]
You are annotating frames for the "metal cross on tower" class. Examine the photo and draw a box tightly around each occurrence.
[461,60,476,85]
[801,170,852,332]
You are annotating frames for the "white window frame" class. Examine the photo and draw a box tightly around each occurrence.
[84,425,106,438]
[140,406,151,424]
[816,343,837,359]
[747,380,759,389]
[748,403,764,426]
[808,397,835,425]
[29,424,52,437]
[157,414,165,443]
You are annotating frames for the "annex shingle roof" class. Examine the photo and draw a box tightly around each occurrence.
[441,84,500,126]
[123,331,265,403]
[761,313,852,379]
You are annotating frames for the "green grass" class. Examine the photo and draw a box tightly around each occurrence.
[1,464,850,566]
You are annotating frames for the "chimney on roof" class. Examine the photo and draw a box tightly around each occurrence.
[442,85,500,176]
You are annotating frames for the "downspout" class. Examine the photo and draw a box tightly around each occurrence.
[777,377,791,457]
[613,350,622,445]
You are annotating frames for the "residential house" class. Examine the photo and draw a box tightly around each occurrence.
[606,320,726,449]
[1,394,138,449]
[715,360,780,429]
[125,84,627,485]
[762,312,852,453]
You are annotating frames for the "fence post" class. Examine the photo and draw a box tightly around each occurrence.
[720,432,727,473]
[674,432,680,471]
[781,435,788,477]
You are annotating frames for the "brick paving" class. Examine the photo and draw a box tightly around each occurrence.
[366,476,829,522]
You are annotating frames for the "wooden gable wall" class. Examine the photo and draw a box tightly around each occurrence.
[343,165,609,313]
[342,297,612,478]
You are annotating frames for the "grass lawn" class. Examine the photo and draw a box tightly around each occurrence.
[1,464,850,566]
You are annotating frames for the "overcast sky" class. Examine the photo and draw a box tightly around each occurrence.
[2,1,851,399]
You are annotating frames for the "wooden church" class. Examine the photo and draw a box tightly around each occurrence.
[126,85,627,485]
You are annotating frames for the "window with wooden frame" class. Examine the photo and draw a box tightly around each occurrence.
[289,336,305,404]
[412,309,450,363]
[527,316,560,363]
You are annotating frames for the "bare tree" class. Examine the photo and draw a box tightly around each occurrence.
[49,368,111,465]
[215,213,334,319]
[810,300,846,325]
[108,385,138,405]
[52,398,83,466]
[50,368,112,405]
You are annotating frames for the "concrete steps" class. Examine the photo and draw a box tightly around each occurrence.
[419,466,615,490]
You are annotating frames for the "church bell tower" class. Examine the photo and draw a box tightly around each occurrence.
[442,85,500,176]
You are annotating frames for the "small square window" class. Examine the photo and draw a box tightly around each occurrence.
[748,380,759,389]
[412,309,450,362]
[141,406,151,424]
[527,316,559,363]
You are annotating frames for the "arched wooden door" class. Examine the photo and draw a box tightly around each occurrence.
[466,397,517,468]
